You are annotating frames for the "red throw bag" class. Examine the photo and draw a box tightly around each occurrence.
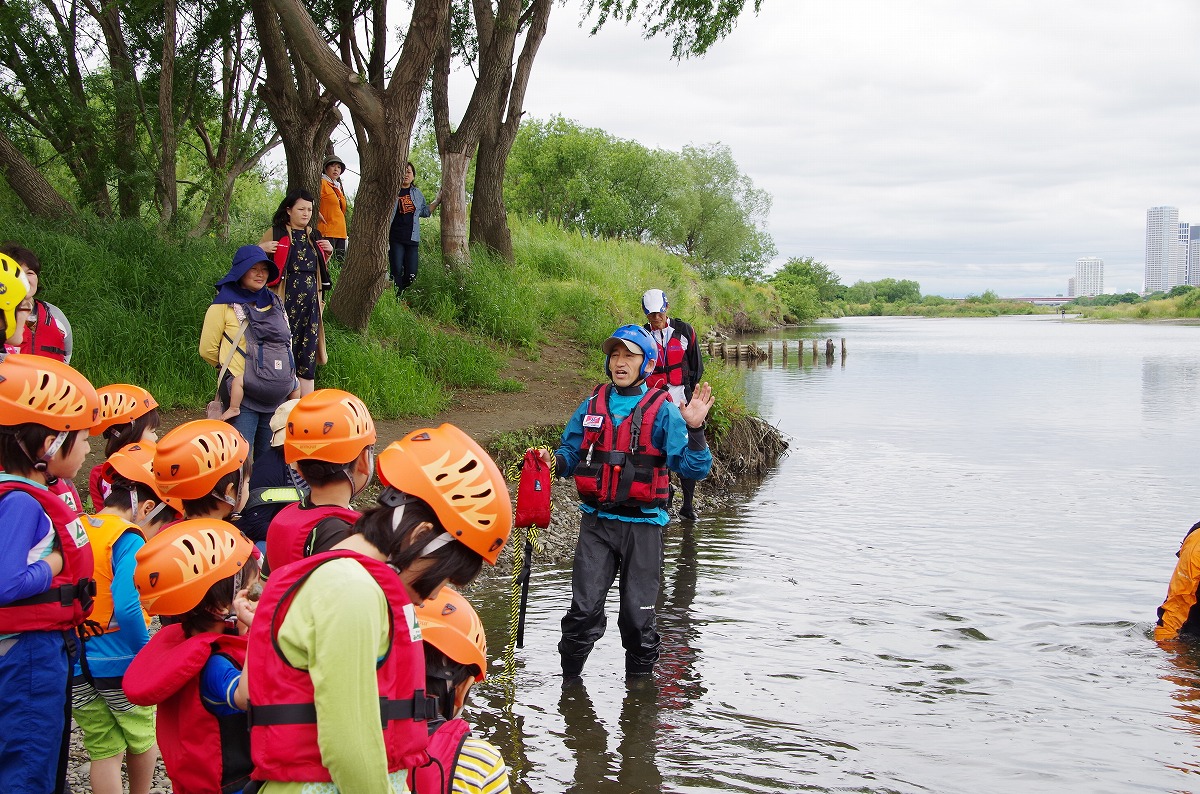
[515,450,551,528]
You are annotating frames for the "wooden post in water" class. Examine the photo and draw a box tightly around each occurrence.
[782,340,788,364]
[768,341,773,364]
[841,338,847,358]
[825,338,835,365]
[812,339,818,363]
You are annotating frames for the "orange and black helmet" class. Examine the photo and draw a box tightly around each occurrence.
[376,424,511,565]
[92,384,158,437]
[0,353,99,431]
[152,420,248,501]
[284,389,376,464]
[133,519,253,616]
[102,441,183,513]
[414,586,488,681]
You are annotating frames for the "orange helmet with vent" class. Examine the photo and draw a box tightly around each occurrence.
[133,519,253,616]
[92,384,158,437]
[0,253,30,340]
[376,424,511,565]
[414,586,488,681]
[152,420,248,500]
[102,441,183,513]
[284,389,376,464]
[0,353,99,431]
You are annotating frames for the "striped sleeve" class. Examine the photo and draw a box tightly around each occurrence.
[452,737,510,794]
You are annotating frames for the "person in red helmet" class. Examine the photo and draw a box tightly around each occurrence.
[243,423,511,794]
[538,325,713,683]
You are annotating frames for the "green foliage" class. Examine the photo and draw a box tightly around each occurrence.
[964,289,999,304]
[485,426,565,481]
[769,257,843,323]
[845,277,921,305]
[701,360,750,449]
[1168,285,1196,298]
[584,0,765,59]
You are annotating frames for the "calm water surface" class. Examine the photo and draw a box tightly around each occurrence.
[469,316,1200,793]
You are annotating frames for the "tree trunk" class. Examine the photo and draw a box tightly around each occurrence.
[438,150,471,262]
[469,128,512,261]
[0,130,75,221]
[157,0,178,230]
[467,0,551,261]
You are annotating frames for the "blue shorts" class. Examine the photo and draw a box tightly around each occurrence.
[0,631,70,794]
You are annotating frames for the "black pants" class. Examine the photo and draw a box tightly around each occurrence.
[559,512,664,676]
[388,242,419,292]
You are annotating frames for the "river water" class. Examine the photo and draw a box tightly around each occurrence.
[467,315,1200,793]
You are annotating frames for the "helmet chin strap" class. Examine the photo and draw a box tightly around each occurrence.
[18,430,68,483]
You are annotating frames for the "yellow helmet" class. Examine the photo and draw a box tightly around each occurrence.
[0,253,30,341]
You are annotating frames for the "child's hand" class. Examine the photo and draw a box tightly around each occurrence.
[44,550,64,576]
[233,588,258,632]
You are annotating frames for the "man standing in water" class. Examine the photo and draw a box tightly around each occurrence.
[642,288,704,520]
[539,325,713,682]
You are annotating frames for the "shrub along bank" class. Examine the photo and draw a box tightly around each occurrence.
[0,214,785,425]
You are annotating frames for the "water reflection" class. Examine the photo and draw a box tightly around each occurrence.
[1142,357,1200,421]
[558,679,662,792]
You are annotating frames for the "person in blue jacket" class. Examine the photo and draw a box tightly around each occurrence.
[538,324,713,682]
[388,162,438,299]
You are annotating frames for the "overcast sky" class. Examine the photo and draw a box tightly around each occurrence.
[466,0,1200,297]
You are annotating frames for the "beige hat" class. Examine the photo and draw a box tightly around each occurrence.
[270,399,300,447]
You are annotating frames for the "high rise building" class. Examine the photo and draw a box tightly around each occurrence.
[1067,277,1077,298]
[1181,223,1193,287]
[1146,206,1181,292]
[1075,257,1103,297]
[1190,225,1200,287]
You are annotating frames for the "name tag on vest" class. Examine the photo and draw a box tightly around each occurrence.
[582,414,604,429]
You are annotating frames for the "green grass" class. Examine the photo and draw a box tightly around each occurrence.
[1,212,784,419]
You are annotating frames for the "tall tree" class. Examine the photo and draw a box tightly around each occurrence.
[266,0,447,331]
[0,128,75,220]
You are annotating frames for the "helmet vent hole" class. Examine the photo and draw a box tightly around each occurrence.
[181,539,196,555]
[459,459,478,473]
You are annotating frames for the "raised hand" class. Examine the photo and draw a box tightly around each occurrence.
[680,382,714,429]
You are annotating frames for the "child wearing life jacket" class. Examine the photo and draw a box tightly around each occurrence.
[412,587,511,794]
[124,519,258,794]
[263,389,375,574]
[152,419,251,522]
[0,353,100,793]
[0,252,32,353]
[0,243,73,363]
[538,324,714,682]
[87,384,161,510]
[244,423,512,794]
[72,440,180,794]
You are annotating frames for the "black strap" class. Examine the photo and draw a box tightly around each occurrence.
[580,450,667,468]
[249,691,437,729]
[10,578,96,610]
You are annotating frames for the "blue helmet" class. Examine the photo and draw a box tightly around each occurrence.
[602,325,658,381]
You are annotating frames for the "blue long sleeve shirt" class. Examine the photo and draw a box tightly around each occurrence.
[554,383,712,525]
[0,475,57,642]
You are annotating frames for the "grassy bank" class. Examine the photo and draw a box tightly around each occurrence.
[1072,290,1200,320]
[0,214,782,423]
[839,299,1050,318]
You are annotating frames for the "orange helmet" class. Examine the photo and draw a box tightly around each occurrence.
[134,519,253,616]
[92,384,158,437]
[0,353,99,431]
[414,586,488,681]
[376,424,511,565]
[152,420,248,500]
[284,389,376,464]
[101,441,183,513]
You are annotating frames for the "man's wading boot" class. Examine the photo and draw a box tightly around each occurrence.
[678,477,698,521]
[561,653,585,686]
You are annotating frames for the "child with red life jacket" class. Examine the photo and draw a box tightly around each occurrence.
[263,389,376,575]
[125,520,259,794]
[243,423,512,794]
[73,441,180,794]
[641,288,704,521]
[0,353,100,793]
[538,324,714,682]
[0,243,73,363]
[412,587,511,794]
[87,384,162,510]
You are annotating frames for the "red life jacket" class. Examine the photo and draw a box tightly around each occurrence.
[409,718,472,794]
[82,513,149,634]
[247,550,433,783]
[265,502,360,572]
[124,625,251,794]
[0,479,95,632]
[573,385,671,510]
[17,300,68,361]
[644,322,688,391]
[271,226,329,287]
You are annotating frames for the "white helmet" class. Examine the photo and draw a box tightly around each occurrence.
[642,288,668,315]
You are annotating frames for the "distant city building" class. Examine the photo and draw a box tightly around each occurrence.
[1190,225,1200,287]
[1068,277,1076,298]
[1074,257,1103,297]
[1146,206,1181,292]
[1182,223,1193,287]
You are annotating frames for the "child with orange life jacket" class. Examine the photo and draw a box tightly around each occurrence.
[242,423,512,794]
[263,389,376,574]
[412,587,511,794]
[87,384,161,510]
[72,440,181,794]
[124,519,259,794]
[537,324,714,681]
[0,351,100,793]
